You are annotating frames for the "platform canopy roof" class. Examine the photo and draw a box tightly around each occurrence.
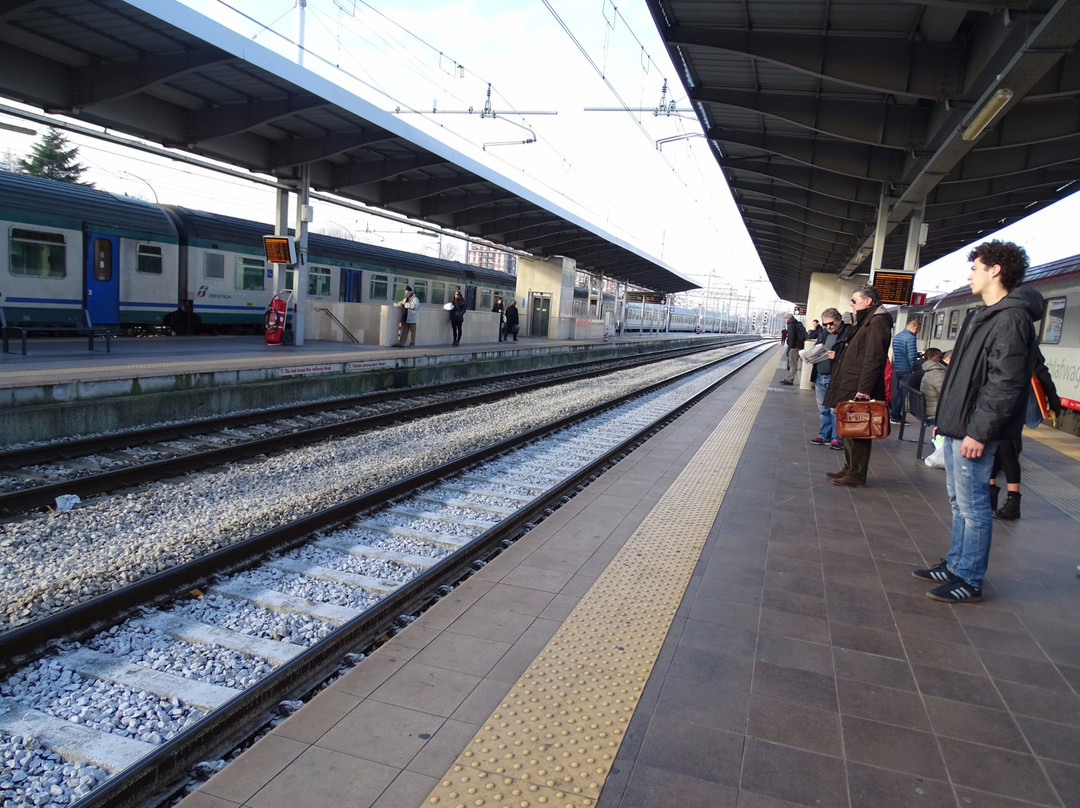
[646,0,1080,304]
[0,0,697,294]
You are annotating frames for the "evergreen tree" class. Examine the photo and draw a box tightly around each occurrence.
[17,127,92,186]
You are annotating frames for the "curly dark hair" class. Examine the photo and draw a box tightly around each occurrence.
[967,240,1029,291]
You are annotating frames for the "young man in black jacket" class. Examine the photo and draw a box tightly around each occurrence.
[913,240,1041,603]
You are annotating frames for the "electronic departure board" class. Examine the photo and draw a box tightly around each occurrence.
[871,270,915,305]
[263,235,298,264]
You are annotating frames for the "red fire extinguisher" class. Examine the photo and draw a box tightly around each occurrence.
[264,291,294,345]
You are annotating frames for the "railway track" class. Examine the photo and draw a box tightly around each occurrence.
[0,344,770,808]
[0,339,750,515]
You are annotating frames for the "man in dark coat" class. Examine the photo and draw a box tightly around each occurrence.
[913,240,1040,603]
[503,299,520,341]
[780,314,806,385]
[822,283,893,486]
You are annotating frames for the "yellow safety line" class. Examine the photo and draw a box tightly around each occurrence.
[424,356,775,807]
[1023,422,1080,462]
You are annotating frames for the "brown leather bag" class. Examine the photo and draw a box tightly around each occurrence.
[835,400,890,439]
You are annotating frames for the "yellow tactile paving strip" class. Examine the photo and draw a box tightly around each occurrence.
[1024,421,1080,462]
[424,356,776,808]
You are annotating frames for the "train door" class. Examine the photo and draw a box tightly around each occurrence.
[464,285,477,309]
[85,232,120,326]
[529,292,550,337]
[339,268,362,302]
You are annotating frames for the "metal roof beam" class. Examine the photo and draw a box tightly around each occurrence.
[329,154,448,190]
[453,204,557,231]
[723,159,883,205]
[739,200,865,237]
[731,178,875,220]
[188,95,329,142]
[75,47,231,106]
[710,130,905,181]
[380,176,481,204]
[421,189,517,216]
[268,130,397,167]
[665,29,964,99]
[692,88,930,149]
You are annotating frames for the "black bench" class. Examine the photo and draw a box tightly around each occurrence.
[896,384,933,459]
[1,307,112,355]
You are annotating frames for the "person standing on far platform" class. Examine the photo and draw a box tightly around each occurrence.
[492,296,505,341]
[504,299,520,341]
[890,314,921,424]
[822,284,893,487]
[780,314,806,385]
[449,290,466,346]
[913,240,1040,603]
[396,285,419,347]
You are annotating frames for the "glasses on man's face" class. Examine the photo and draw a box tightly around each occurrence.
[823,321,838,328]
[850,297,862,305]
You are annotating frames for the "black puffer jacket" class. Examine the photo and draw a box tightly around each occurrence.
[935,286,1042,442]
[823,306,892,407]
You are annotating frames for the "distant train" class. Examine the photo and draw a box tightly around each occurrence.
[571,288,740,334]
[0,170,517,335]
[915,252,1080,435]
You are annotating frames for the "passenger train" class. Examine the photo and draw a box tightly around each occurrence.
[571,288,740,334]
[0,170,517,334]
[914,252,1080,436]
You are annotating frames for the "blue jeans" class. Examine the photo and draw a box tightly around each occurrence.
[891,369,912,420]
[942,437,999,590]
[814,374,835,441]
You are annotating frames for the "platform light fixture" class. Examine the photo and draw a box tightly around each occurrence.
[961,89,1014,141]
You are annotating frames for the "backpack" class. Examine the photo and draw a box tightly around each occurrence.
[792,319,807,345]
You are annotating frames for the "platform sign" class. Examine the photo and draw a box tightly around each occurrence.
[263,235,297,265]
[910,292,927,307]
[871,270,916,305]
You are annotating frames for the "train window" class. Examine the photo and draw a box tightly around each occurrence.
[1042,297,1065,344]
[933,312,945,339]
[411,279,428,303]
[947,310,960,339]
[392,277,409,301]
[369,273,389,301]
[479,289,492,311]
[136,244,163,275]
[235,256,265,291]
[308,265,331,297]
[430,281,446,306]
[9,228,65,279]
[204,252,225,280]
[93,238,112,282]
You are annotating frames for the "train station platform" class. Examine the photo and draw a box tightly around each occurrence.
[0,332,720,445]
[177,346,1080,808]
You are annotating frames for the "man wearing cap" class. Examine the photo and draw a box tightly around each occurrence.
[396,286,419,347]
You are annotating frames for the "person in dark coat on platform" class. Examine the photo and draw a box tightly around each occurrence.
[449,290,466,345]
[503,299,519,341]
[822,283,893,487]
[913,240,1040,603]
[492,296,505,341]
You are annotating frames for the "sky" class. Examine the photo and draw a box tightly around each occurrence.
[2,0,1078,307]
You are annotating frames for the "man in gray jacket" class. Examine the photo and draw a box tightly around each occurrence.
[912,241,1040,603]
